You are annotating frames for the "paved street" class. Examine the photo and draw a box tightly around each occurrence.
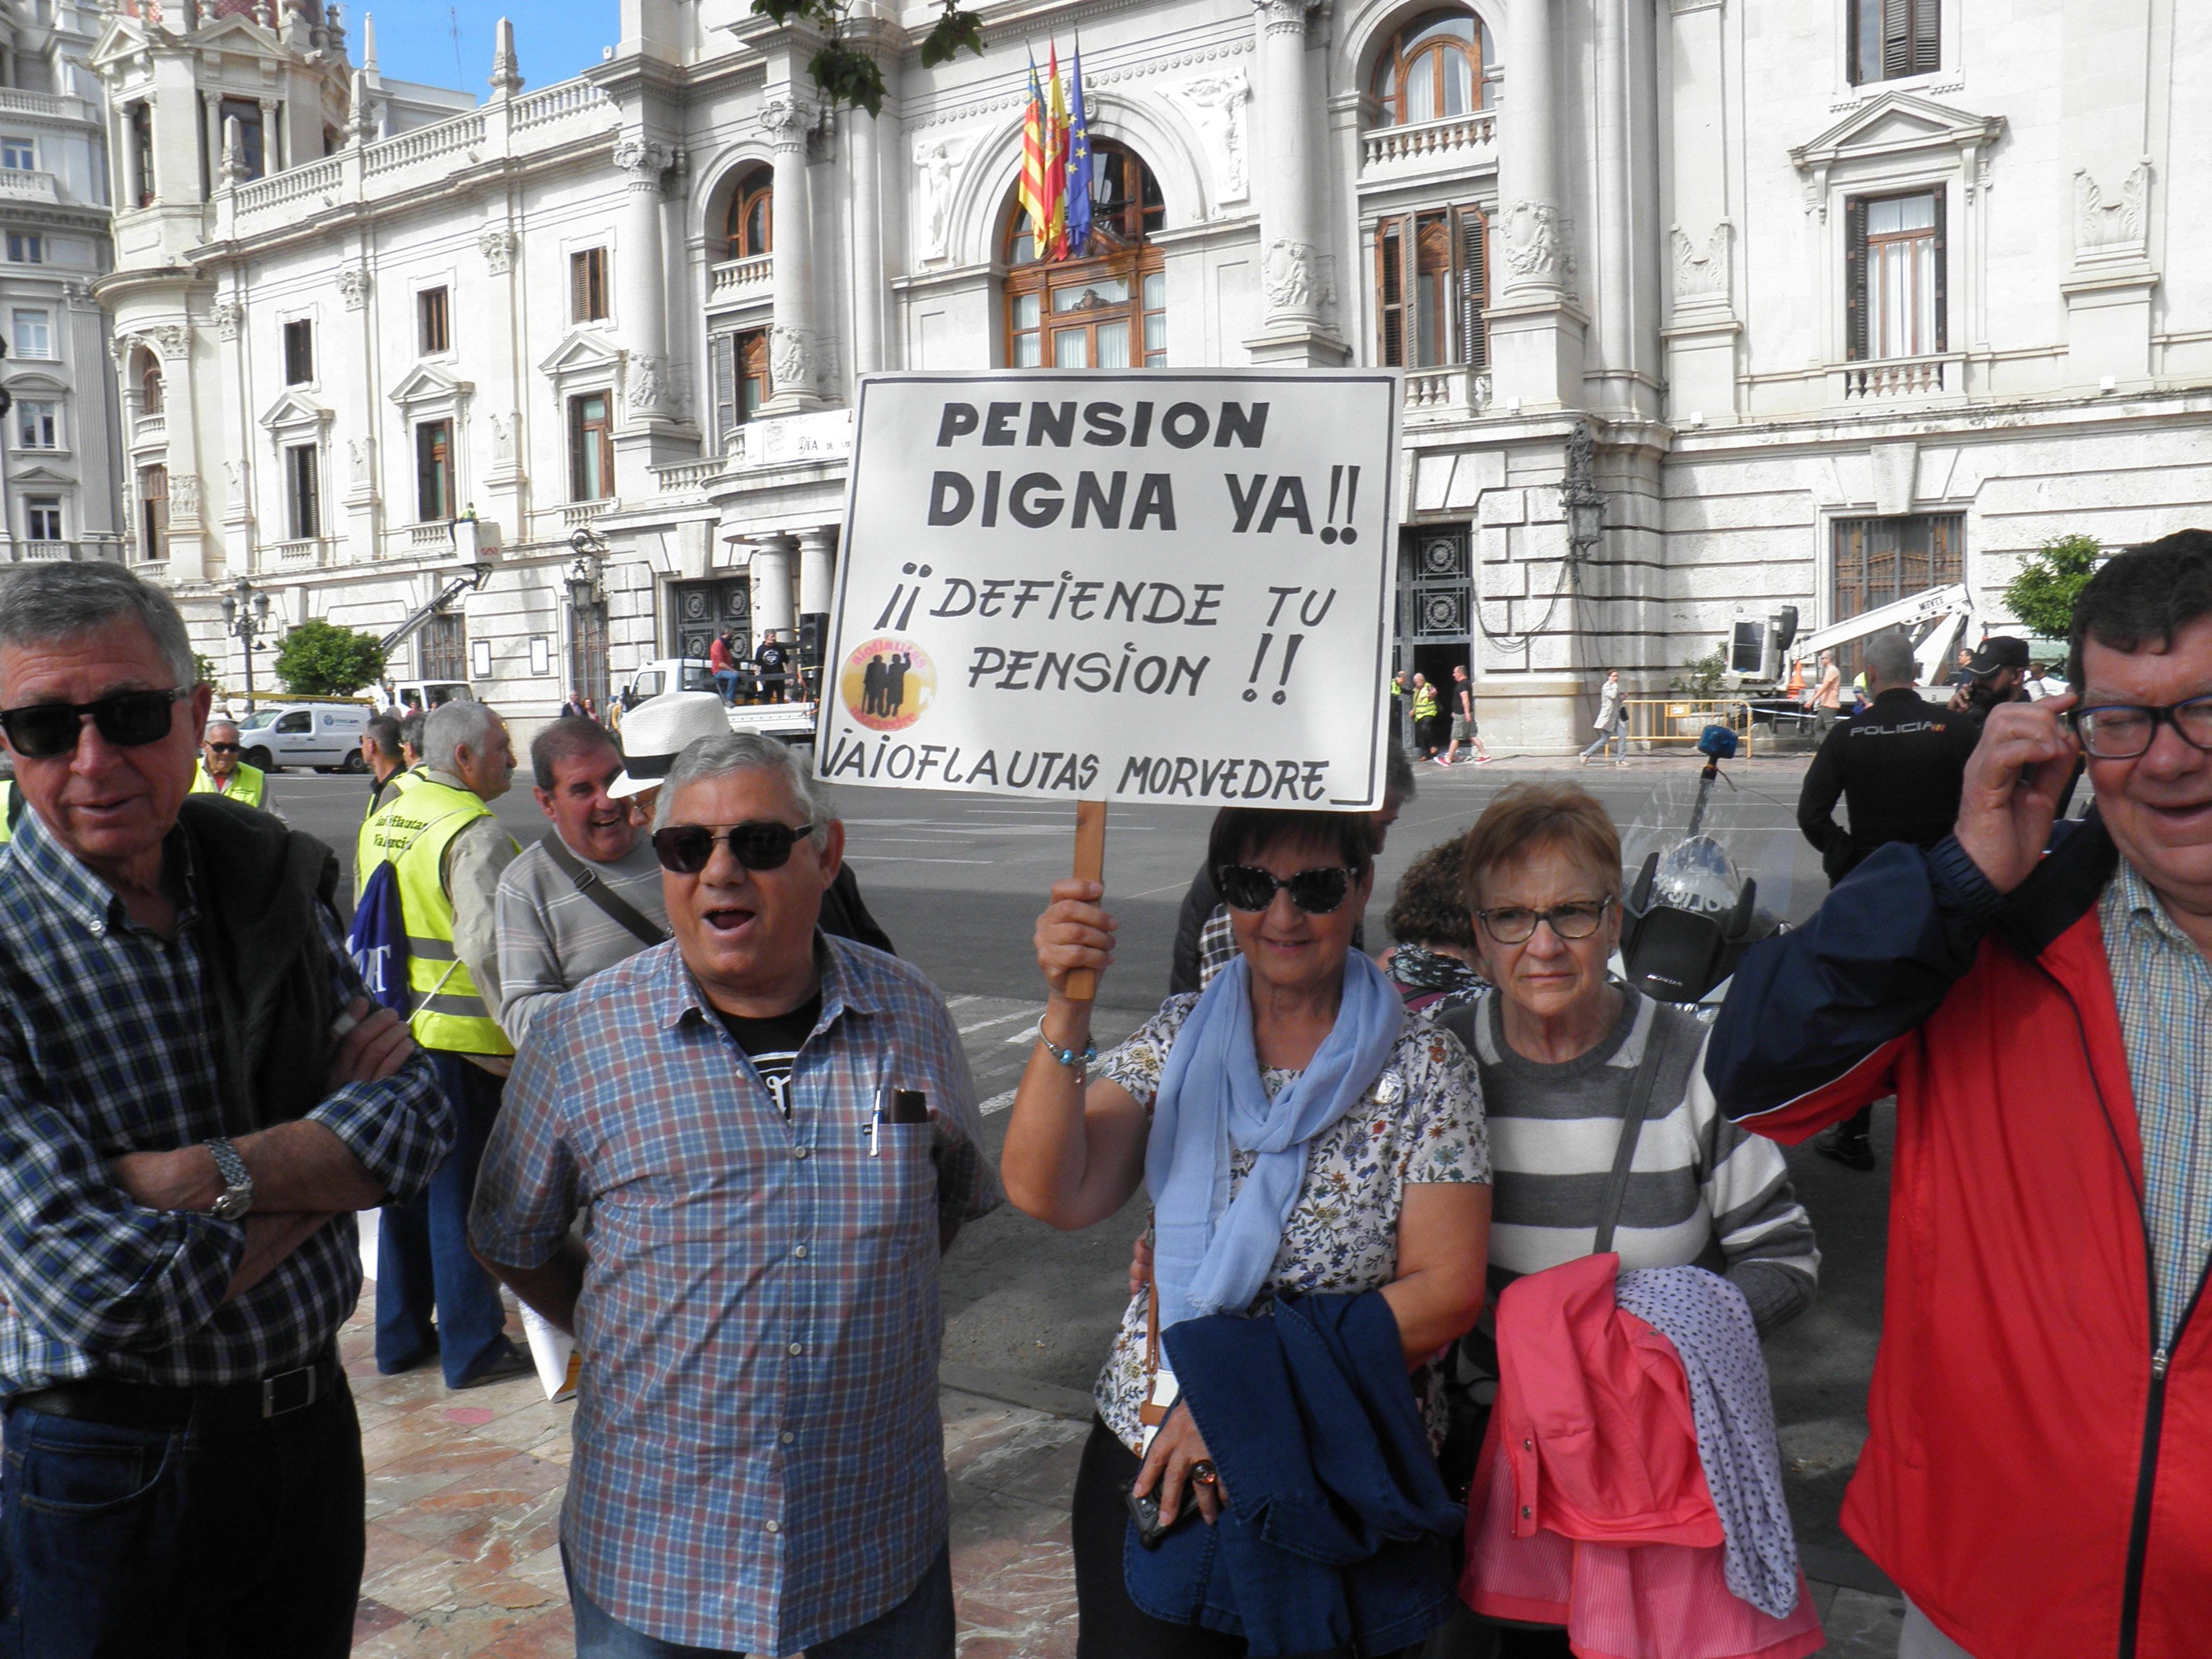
[271,747,1902,1651]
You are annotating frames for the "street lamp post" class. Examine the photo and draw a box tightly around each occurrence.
[1560,423,1607,559]
[564,526,608,712]
[218,577,272,707]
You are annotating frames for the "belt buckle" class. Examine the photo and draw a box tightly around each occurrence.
[261,1362,319,1419]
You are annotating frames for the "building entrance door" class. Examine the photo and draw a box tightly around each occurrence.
[568,601,610,712]
[670,577,753,663]
[1397,524,1474,723]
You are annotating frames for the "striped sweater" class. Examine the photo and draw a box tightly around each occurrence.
[1433,987,1818,1335]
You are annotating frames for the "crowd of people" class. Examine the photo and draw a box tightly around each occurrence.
[1,533,2209,1658]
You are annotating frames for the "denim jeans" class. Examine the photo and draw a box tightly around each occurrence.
[0,1379,364,1658]
[1579,725,1626,761]
[565,1540,955,1658]
[713,669,740,705]
[376,1052,511,1387]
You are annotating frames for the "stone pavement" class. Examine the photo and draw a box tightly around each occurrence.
[343,1282,1903,1658]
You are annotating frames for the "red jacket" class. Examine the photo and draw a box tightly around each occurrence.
[1706,821,2212,1658]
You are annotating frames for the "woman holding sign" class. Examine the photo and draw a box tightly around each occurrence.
[1005,806,1491,1657]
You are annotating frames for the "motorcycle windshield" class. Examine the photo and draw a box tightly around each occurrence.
[1619,766,1803,931]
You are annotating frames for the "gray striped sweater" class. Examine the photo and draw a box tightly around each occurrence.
[1433,987,1818,1335]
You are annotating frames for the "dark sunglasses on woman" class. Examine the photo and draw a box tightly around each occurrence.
[651,821,815,875]
[1215,864,1357,916]
[0,688,193,760]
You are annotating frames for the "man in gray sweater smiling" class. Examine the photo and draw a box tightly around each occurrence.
[495,717,670,1050]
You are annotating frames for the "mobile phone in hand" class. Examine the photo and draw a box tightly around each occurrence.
[1123,1479,1185,1550]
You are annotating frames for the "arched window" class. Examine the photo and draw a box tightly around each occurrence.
[135,347,163,415]
[1003,140,1166,369]
[1371,10,1491,127]
[724,168,772,261]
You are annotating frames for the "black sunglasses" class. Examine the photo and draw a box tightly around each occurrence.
[205,742,241,755]
[0,688,192,760]
[652,821,815,876]
[1216,864,1358,916]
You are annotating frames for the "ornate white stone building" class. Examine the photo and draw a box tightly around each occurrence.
[95,0,2212,748]
[0,1,124,562]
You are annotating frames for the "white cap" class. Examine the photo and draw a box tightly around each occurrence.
[608,692,733,800]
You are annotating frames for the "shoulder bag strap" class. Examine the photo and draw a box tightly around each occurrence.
[538,832,671,948]
[1592,1002,1668,1257]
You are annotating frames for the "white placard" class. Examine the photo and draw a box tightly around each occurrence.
[815,371,1401,809]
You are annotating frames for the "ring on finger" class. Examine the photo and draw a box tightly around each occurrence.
[1191,1460,1218,1486]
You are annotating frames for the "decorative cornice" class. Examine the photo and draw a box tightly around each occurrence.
[906,36,1250,134]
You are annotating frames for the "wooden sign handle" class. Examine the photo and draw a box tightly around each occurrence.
[1064,799,1109,1003]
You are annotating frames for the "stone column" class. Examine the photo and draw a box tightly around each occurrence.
[612,136,674,428]
[848,104,885,380]
[1485,0,1586,411]
[1247,0,1344,364]
[751,534,796,637]
[760,95,827,411]
[258,96,280,172]
[796,524,836,616]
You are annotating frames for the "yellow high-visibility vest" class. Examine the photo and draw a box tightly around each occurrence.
[189,761,266,809]
[359,775,514,1058]
[0,779,16,845]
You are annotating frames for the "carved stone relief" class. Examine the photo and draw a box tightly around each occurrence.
[337,266,370,310]
[627,353,666,414]
[479,225,518,275]
[210,300,244,341]
[2074,160,2151,257]
[169,473,202,521]
[1669,221,1731,302]
[913,136,971,262]
[1183,72,1250,204]
[769,323,814,390]
[1262,239,1319,312]
[1501,201,1562,283]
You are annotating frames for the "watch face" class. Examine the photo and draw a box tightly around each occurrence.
[212,1191,250,1221]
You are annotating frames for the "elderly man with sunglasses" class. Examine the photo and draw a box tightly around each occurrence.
[0,563,450,1657]
[188,719,268,810]
[1707,528,2212,1659]
[471,733,997,1658]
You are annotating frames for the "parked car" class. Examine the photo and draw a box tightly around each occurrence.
[387,679,476,712]
[234,701,375,772]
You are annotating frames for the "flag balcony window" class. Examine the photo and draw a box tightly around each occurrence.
[1004,136,1167,369]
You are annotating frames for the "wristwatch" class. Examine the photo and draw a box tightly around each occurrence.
[204,1138,254,1221]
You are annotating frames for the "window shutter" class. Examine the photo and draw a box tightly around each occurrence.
[1912,0,1939,75]
[1844,198,1869,363]
[1377,217,1406,367]
[1456,205,1488,370]
[710,334,738,449]
[1881,0,1911,79]
[1931,186,1948,352]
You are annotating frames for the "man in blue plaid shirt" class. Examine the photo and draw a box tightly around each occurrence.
[0,563,451,1657]
[473,733,999,1658]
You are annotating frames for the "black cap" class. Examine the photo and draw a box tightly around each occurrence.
[1966,637,2031,676]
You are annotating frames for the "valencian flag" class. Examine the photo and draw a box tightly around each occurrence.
[1018,51,1051,247]
[1044,42,1070,258]
[1065,39,1094,257]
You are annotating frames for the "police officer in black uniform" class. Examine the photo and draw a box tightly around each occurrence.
[1795,627,1981,1169]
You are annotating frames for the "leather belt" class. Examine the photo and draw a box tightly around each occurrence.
[6,1346,344,1434]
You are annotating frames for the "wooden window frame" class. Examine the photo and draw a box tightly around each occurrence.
[418,286,450,356]
[571,247,609,323]
[1850,0,1939,85]
[138,352,163,414]
[1371,11,1488,128]
[419,613,467,682]
[1003,142,1167,369]
[1376,205,1487,370]
[24,496,61,541]
[1846,189,1945,362]
[282,317,314,385]
[137,464,168,560]
[415,419,453,522]
[725,171,773,261]
[286,443,319,540]
[709,328,773,449]
[568,392,615,503]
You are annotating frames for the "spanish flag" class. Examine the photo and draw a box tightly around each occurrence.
[1044,43,1070,260]
[1017,52,1051,253]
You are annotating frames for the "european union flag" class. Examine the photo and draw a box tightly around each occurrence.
[1066,41,1094,258]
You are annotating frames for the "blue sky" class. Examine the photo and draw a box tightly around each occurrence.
[361,2,620,98]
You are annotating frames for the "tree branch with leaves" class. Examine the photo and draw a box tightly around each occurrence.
[752,0,984,118]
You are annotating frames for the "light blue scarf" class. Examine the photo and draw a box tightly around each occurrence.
[1147,950,1405,1332]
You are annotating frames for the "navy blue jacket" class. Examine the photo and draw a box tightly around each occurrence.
[1127,1292,1463,1658]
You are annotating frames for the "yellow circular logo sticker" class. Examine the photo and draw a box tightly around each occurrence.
[840,637,935,733]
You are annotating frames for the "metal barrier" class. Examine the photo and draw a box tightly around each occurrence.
[1619,697,1758,754]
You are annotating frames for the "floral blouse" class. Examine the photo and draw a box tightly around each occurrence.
[1092,994,1491,1453]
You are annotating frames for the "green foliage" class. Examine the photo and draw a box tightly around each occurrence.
[191,651,219,689]
[2003,533,2101,641]
[273,619,386,697]
[751,0,982,117]
[1672,646,1728,696]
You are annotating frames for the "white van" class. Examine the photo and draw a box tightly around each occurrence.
[234,702,373,773]
[387,680,476,713]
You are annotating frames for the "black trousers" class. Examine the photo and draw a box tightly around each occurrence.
[0,1376,365,1658]
[1072,1418,1436,1659]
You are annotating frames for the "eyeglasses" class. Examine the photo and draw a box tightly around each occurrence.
[650,821,814,876]
[2068,696,2212,760]
[0,688,192,760]
[1216,864,1357,916]
[205,742,241,755]
[1476,898,1614,945]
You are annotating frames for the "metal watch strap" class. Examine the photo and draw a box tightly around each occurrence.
[204,1137,253,1219]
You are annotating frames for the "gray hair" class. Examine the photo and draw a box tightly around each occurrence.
[204,719,239,740]
[0,562,198,694]
[1864,629,1918,687]
[653,733,835,834]
[421,698,502,771]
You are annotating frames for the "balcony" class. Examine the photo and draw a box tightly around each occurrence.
[653,457,727,494]
[1403,367,1491,421]
[709,254,773,303]
[1831,351,1964,404]
[0,88,66,120]
[409,522,454,553]
[18,540,74,561]
[1361,112,1497,177]
[561,499,615,530]
[272,539,326,567]
[0,168,60,205]
[132,412,168,448]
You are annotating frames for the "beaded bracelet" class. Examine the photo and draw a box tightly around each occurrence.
[1039,1033,1098,1070]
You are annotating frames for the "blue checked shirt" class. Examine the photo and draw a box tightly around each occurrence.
[2102,859,2212,1352]
[0,806,450,1391]
[470,934,1000,1655]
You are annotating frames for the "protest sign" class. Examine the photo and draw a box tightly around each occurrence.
[815,370,1401,810]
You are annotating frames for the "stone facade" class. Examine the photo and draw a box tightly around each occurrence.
[94,0,2212,748]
